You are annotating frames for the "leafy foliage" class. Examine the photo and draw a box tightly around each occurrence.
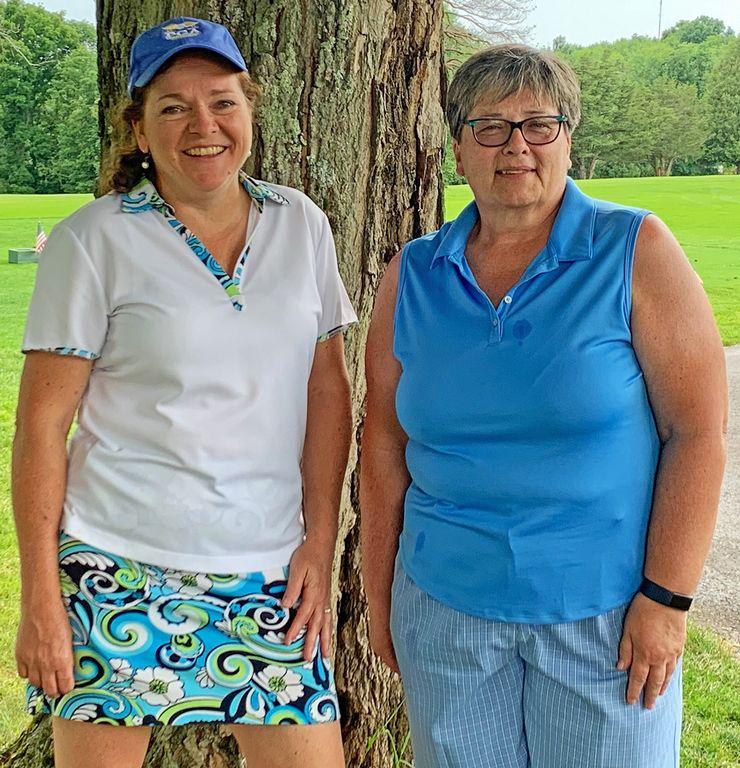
[702,37,740,168]
[0,2,738,189]
[553,19,737,177]
[563,48,637,178]
[662,16,734,45]
[0,0,98,193]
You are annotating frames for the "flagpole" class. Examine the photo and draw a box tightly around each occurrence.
[35,221,48,254]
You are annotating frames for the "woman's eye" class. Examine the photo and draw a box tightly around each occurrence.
[216,100,236,109]
[161,105,183,115]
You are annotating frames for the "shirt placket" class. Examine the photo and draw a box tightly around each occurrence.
[454,248,559,345]
[157,199,260,313]
[230,205,262,309]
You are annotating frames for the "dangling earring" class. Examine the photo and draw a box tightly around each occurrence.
[141,154,151,170]
[246,150,252,159]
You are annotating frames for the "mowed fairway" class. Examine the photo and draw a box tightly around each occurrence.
[446,175,740,345]
[0,180,738,761]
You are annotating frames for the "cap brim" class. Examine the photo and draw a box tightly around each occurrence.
[129,42,247,94]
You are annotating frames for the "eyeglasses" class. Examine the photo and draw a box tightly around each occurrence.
[465,115,569,147]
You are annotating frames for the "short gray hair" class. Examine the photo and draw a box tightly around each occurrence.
[446,44,581,140]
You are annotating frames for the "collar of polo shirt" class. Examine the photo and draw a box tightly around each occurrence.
[120,172,290,216]
[430,176,597,270]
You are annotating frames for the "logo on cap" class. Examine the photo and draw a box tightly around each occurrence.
[161,20,201,41]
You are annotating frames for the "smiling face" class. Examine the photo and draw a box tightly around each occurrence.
[132,52,253,199]
[453,89,572,217]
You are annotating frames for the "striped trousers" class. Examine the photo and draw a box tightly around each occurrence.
[390,558,682,768]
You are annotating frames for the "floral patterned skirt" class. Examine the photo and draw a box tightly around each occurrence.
[26,533,339,726]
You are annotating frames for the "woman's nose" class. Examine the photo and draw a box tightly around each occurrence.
[188,103,218,134]
[503,126,530,154]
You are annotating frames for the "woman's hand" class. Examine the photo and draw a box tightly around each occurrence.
[368,604,400,674]
[282,538,334,662]
[617,591,687,709]
[16,596,74,699]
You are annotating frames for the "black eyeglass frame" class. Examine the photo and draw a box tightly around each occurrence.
[464,115,569,147]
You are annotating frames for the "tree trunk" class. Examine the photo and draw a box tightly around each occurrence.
[1,2,445,767]
[587,155,598,179]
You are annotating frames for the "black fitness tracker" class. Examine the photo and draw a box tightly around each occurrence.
[639,577,693,611]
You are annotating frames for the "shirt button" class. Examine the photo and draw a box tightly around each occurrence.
[504,295,513,304]
[492,318,499,326]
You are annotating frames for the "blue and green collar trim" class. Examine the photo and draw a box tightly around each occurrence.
[119,173,289,313]
[120,172,290,215]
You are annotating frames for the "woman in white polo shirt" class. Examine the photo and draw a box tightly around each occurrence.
[12,17,355,768]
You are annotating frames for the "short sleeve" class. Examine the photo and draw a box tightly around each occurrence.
[315,214,358,342]
[22,224,109,360]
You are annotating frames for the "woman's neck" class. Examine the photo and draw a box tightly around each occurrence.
[155,173,247,224]
[473,199,560,253]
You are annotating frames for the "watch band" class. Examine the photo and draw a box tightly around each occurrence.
[639,577,693,611]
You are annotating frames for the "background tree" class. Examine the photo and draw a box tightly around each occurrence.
[702,37,740,170]
[660,41,716,96]
[35,46,99,193]
[1,1,445,766]
[563,48,637,178]
[446,0,533,45]
[0,0,96,192]
[625,78,708,176]
[661,15,734,44]
[552,21,737,178]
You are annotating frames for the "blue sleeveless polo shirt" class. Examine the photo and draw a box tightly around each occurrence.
[393,177,660,623]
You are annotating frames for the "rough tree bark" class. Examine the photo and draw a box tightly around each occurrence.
[1,2,445,766]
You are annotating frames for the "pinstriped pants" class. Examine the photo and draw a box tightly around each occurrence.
[390,558,682,768]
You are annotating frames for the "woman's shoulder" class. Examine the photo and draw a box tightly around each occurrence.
[61,191,123,224]
[400,221,455,269]
[53,192,127,239]
[580,186,649,224]
[246,178,332,249]
[40,193,128,268]
[249,178,325,219]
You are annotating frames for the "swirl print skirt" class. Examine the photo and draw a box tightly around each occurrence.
[26,533,339,726]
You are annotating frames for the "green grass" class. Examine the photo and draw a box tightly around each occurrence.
[445,176,740,345]
[0,183,739,762]
[0,194,92,264]
[681,625,740,766]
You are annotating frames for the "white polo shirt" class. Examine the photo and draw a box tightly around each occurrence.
[22,176,357,572]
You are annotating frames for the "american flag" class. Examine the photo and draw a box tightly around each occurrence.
[35,222,48,253]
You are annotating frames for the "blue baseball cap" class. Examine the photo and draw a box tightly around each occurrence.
[128,17,248,95]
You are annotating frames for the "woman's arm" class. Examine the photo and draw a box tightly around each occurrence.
[12,351,93,698]
[360,254,410,673]
[282,333,352,661]
[618,214,728,709]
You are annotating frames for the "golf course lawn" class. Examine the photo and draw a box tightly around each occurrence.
[0,177,738,759]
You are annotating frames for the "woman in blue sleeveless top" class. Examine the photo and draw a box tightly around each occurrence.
[361,45,727,768]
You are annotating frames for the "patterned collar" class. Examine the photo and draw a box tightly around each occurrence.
[120,172,290,216]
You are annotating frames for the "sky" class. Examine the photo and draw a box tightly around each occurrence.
[32,0,740,48]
